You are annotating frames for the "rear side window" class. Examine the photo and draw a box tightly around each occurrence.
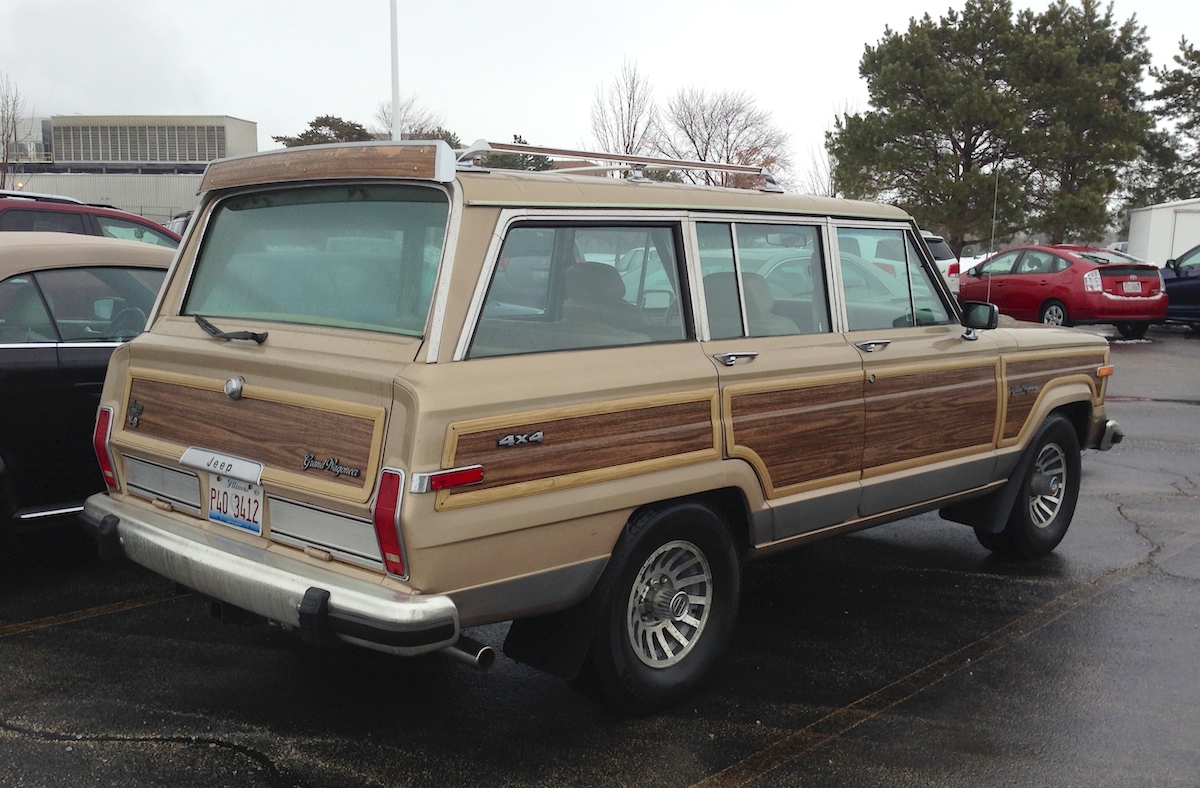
[697,222,828,338]
[183,185,448,336]
[0,208,88,234]
[469,224,685,357]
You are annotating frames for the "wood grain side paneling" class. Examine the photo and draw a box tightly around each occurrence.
[440,394,719,508]
[121,374,383,498]
[863,364,999,471]
[726,378,864,496]
[1002,352,1106,440]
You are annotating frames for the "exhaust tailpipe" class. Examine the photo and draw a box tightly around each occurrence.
[443,634,496,671]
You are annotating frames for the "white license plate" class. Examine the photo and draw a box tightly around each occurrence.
[1122,281,1142,293]
[208,474,263,535]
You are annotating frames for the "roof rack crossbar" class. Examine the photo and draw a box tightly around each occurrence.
[455,140,784,193]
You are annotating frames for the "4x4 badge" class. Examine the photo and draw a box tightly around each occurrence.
[126,400,144,428]
[497,431,544,447]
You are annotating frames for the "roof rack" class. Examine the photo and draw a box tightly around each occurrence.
[0,189,84,205]
[456,139,784,194]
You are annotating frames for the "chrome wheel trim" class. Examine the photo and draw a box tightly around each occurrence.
[626,539,713,669]
[1042,304,1066,325]
[1028,442,1067,529]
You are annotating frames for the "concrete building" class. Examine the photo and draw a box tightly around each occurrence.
[4,114,257,224]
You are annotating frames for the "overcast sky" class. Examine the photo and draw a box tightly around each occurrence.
[4,0,1196,179]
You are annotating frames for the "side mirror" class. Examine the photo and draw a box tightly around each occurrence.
[961,300,999,330]
[93,297,116,320]
[1166,259,1180,272]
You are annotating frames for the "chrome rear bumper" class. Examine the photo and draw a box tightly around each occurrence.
[81,494,458,656]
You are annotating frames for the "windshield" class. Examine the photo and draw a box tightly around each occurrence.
[183,184,448,336]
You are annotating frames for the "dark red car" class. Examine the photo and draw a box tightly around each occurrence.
[959,244,1167,338]
[0,190,181,249]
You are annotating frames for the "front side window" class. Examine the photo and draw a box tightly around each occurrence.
[35,266,167,341]
[183,185,448,336]
[469,224,685,357]
[697,222,827,338]
[839,228,953,331]
[96,215,180,248]
[979,250,1019,277]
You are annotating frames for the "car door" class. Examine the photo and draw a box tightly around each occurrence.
[834,225,1002,517]
[695,220,866,544]
[959,249,1019,310]
[32,266,165,510]
[0,273,71,521]
[1003,249,1059,321]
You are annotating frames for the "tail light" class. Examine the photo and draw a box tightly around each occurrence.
[93,406,119,490]
[1083,270,1102,292]
[371,468,408,578]
[948,262,960,276]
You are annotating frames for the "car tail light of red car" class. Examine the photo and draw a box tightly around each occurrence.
[1083,270,1103,292]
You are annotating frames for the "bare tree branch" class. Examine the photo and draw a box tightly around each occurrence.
[373,95,445,140]
[656,88,792,189]
[1,72,29,190]
[590,60,659,158]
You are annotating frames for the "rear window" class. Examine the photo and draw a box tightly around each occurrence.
[183,185,448,336]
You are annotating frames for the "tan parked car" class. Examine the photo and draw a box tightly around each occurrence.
[82,140,1123,712]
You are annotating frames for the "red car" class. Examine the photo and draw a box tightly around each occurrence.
[959,244,1167,338]
[0,190,181,248]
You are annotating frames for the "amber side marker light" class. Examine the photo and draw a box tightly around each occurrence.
[1097,365,1114,378]
[93,406,119,490]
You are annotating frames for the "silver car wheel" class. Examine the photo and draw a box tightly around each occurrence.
[1028,442,1067,529]
[1041,304,1066,325]
[626,539,713,668]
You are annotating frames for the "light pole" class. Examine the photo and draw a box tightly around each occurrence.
[390,0,402,142]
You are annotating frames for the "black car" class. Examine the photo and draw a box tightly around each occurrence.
[1,233,171,536]
[1162,244,1200,331]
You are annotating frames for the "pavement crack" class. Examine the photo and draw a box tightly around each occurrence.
[0,718,300,787]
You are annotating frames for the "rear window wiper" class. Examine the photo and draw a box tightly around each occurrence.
[194,314,268,345]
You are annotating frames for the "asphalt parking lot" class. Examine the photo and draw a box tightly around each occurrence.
[1,325,1197,787]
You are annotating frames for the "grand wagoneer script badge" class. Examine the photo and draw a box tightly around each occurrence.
[301,453,362,478]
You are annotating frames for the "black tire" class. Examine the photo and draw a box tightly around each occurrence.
[974,414,1081,559]
[582,500,741,714]
[1039,300,1070,327]
[1115,322,1149,339]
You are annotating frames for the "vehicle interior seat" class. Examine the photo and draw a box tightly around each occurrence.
[703,271,799,338]
[0,284,56,342]
[562,262,651,331]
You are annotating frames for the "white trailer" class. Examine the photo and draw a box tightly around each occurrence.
[1128,197,1200,265]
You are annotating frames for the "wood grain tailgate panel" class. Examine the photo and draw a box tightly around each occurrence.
[124,377,378,492]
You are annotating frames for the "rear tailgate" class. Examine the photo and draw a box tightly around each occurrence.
[108,320,417,571]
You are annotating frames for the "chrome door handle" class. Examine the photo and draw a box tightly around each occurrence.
[854,339,892,353]
[713,351,759,367]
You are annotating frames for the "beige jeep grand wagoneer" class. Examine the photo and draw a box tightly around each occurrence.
[83,140,1122,712]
